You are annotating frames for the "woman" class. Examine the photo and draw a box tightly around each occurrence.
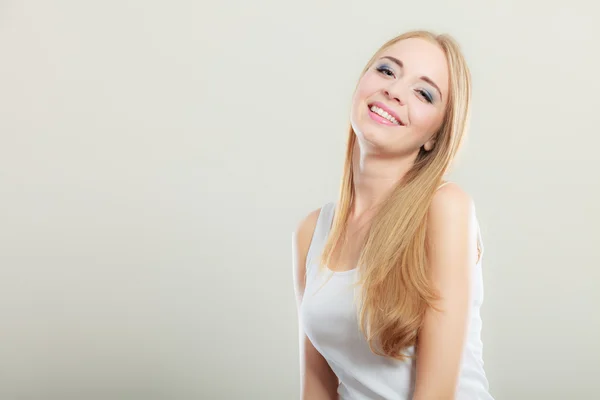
[292,30,494,399]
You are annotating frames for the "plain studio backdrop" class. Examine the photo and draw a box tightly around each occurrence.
[1,1,599,399]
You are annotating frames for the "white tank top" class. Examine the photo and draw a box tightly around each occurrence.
[299,196,494,399]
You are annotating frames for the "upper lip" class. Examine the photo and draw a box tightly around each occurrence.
[369,101,405,125]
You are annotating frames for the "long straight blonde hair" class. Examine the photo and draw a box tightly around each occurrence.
[319,30,473,361]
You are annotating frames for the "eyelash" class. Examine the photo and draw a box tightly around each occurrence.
[417,89,433,104]
[375,64,434,104]
[376,65,395,77]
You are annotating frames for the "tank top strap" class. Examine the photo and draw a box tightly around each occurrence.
[305,202,336,273]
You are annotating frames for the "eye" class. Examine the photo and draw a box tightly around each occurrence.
[375,64,395,77]
[416,89,434,104]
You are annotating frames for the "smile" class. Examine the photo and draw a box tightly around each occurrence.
[367,104,404,126]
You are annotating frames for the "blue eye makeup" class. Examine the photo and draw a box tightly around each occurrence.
[375,62,436,104]
[417,89,434,104]
[375,64,394,77]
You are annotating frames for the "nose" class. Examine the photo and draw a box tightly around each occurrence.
[383,83,405,106]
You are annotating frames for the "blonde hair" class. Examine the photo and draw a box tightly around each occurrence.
[319,30,473,361]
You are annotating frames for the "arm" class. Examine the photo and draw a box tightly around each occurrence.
[412,184,477,400]
[292,209,339,400]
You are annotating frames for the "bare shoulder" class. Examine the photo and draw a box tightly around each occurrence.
[292,207,322,298]
[295,207,322,248]
[427,182,479,273]
[429,182,475,222]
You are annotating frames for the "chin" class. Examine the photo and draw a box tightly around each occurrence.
[353,122,408,159]
[353,124,390,152]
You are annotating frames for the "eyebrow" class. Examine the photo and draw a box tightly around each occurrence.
[380,56,443,101]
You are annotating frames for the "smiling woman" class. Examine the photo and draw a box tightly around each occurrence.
[293,30,494,400]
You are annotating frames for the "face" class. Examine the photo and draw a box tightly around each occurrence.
[350,38,450,157]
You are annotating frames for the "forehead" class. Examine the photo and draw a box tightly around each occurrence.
[378,38,449,94]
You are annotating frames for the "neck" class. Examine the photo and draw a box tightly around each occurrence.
[350,142,417,218]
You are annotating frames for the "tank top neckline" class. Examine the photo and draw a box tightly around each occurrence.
[323,181,452,275]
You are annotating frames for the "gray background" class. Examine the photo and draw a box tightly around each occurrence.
[1,0,599,399]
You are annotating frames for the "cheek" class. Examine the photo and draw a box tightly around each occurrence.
[352,74,381,119]
[354,73,380,100]
[351,86,370,116]
[408,104,443,135]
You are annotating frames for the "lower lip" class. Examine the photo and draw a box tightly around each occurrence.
[367,107,400,126]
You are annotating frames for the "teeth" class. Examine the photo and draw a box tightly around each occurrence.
[370,105,399,125]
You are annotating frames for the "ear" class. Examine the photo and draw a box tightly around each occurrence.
[423,138,436,152]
